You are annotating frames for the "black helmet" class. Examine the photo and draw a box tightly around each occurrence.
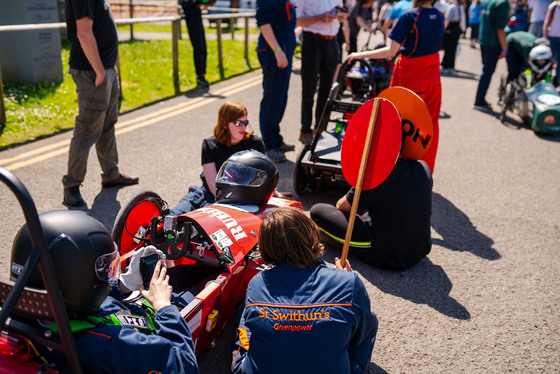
[11,210,118,314]
[215,150,278,205]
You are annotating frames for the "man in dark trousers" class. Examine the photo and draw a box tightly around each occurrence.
[63,0,139,207]
[473,0,510,111]
[180,0,211,87]
[297,0,348,145]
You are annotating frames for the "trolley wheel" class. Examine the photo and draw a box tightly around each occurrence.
[498,75,507,104]
[500,80,515,124]
[500,105,508,123]
[293,145,312,195]
[112,191,165,256]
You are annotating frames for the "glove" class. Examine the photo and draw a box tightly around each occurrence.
[119,246,166,291]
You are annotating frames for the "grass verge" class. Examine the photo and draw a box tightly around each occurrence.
[0,38,259,150]
[116,23,260,34]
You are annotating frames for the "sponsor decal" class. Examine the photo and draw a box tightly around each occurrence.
[115,314,149,329]
[258,307,331,332]
[210,229,234,249]
[199,207,248,241]
[11,262,23,276]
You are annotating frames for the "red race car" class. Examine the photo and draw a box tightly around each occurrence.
[0,151,301,371]
[112,190,301,357]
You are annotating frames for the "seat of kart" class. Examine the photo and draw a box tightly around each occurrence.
[0,279,55,320]
[315,131,343,164]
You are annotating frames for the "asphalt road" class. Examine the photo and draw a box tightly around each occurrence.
[0,33,559,373]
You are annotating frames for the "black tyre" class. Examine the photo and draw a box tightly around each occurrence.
[293,145,312,195]
[498,75,507,104]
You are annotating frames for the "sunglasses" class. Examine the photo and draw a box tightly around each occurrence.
[231,119,249,127]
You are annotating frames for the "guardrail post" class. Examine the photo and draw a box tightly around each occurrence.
[0,63,5,124]
[129,0,134,39]
[172,18,180,94]
[217,18,224,78]
[244,16,249,61]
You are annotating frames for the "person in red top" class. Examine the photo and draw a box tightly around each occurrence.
[346,0,444,173]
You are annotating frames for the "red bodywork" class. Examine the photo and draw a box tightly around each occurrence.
[116,197,302,356]
[0,197,302,370]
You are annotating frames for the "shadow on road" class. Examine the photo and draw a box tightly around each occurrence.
[440,69,478,81]
[535,130,560,142]
[321,245,470,320]
[368,362,389,373]
[89,187,123,231]
[431,192,499,260]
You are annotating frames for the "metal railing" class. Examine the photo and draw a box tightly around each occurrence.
[0,9,256,124]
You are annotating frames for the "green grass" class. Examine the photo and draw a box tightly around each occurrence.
[0,38,259,149]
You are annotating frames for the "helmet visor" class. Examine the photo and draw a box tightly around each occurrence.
[217,161,268,186]
[94,244,120,282]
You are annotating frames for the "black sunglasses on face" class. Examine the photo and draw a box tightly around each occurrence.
[232,119,249,127]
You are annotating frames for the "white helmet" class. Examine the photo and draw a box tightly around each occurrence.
[528,44,553,74]
[529,44,553,61]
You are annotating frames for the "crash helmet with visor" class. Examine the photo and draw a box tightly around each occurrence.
[10,210,118,314]
[215,150,278,205]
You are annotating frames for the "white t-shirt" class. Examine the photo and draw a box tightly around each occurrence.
[295,0,343,36]
[528,0,551,22]
[547,2,560,37]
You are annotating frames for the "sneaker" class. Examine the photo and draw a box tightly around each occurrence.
[266,148,287,162]
[473,102,492,112]
[196,76,210,87]
[299,131,314,145]
[63,186,85,207]
[102,174,140,187]
[278,142,295,153]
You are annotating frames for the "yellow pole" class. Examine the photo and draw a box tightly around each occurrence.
[340,98,380,268]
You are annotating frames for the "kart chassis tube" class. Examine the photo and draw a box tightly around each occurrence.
[0,167,83,374]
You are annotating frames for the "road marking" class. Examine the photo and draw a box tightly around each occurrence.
[0,74,263,171]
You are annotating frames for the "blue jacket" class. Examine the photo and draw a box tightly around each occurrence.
[232,262,378,374]
[256,0,297,56]
[74,296,199,374]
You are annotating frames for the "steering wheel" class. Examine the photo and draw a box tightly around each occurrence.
[150,216,192,260]
[338,58,377,98]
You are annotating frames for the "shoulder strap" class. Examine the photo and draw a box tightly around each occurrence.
[403,8,423,57]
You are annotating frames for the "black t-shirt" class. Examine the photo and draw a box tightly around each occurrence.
[346,158,432,269]
[201,135,265,171]
[349,4,373,38]
[65,0,119,70]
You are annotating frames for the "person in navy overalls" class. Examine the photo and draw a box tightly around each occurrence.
[232,207,378,373]
[256,0,297,162]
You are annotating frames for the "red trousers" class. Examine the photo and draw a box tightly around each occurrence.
[390,53,441,173]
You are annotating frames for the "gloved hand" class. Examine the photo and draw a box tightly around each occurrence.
[119,246,166,292]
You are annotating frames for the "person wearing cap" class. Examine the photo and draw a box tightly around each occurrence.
[309,143,433,270]
[296,0,349,146]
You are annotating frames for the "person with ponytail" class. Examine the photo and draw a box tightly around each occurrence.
[345,0,444,174]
